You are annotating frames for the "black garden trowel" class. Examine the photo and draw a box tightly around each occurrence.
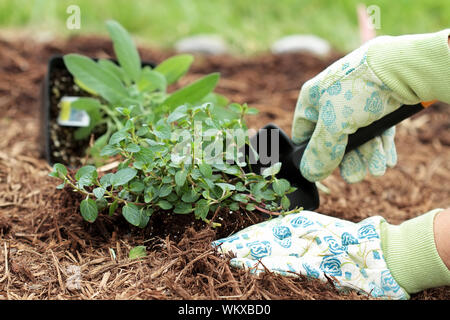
[245,102,433,211]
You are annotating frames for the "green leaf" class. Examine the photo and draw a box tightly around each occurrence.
[272,178,290,196]
[154,54,194,85]
[100,145,120,157]
[100,173,114,187]
[228,103,242,114]
[163,73,220,110]
[262,162,282,178]
[199,92,229,107]
[56,182,65,189]
[80,198,98,223]
[194,199,209,220]
[174,202,193,214]
[72,98,102,140]
[109,131,128,145]
[216,183,236,192]
[261,189,276,201]
[95,198,108,211]
[90,130,111,156]
[157,200,173,210]
[138,68,166,92]
[181,189,200,203]
[245,107,260,115]
[122,203,141,226]
[109,200,118,217]
[246,203,256,211]
[110,168,137,186]
[49,163,67,179]
[93,187,106,199]
[167,105,187,123]
[129,181,145,193]
[175,170,187,187]
[74,78,98,96]
[75,165,97,188]
[232,193,248,203]
[159,184,173,197]
[198,163,212,178]
[63,54,128,104]
[75,165,97,180]
[139,211,150,228]
[98,59,126,82]
[116,107,130,116]
[125,143,141,153]
[229,202,240,211]
[128,246,147,260]
[281,195,291,210]
[106,20,141,82]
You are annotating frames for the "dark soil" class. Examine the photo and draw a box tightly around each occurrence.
[0,33,449,300]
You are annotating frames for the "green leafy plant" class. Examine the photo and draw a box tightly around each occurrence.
[63,20,227,160]
[50,103,302,228]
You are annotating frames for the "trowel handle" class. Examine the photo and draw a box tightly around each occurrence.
[291,103,431,167]
[345,103,425,152]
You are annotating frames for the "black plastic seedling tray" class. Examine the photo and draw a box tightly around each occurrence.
[40,55,155,167]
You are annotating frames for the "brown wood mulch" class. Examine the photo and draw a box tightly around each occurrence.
[0,33,449,300]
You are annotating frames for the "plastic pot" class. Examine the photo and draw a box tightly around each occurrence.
[40,55,155,167]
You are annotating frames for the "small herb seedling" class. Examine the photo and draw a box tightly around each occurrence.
[50,103,302,228]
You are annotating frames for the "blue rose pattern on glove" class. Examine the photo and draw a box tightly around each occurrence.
[292,38,403,183]
[212,210,408,300]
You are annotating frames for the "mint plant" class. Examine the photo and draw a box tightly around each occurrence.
[49,103,302,228]
[63,20,228,161]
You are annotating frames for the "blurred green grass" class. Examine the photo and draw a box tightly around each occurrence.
[0,0,448,54]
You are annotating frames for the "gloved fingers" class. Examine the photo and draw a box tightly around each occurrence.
[339,149,367,183]
[230,255,326,280]
[229,256,304,277]
[211,225,266,259]
[291,82,320,144]
[357,137,387,176]
[292,117,316,144]
[380,127,397,167]
[300,101,349,182]
[212,216,315,259]
[335,128,396,183]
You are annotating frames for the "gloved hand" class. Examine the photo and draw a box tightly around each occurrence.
[292,29,450,183]
[212,210,409,300]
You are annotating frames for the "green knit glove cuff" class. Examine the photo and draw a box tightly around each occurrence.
[368,29,450,104]
[380,209,450,295]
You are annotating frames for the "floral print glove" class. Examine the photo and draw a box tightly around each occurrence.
[292,38,402,183]
[212,210,409,300]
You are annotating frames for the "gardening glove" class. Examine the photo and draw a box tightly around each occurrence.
[292,29,450,183]
[212,208,450,299]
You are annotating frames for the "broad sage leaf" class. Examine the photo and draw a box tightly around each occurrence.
[63,54,128,104]
[106,20,141,82]
[163,73,220,110]
[154,54,193,85]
